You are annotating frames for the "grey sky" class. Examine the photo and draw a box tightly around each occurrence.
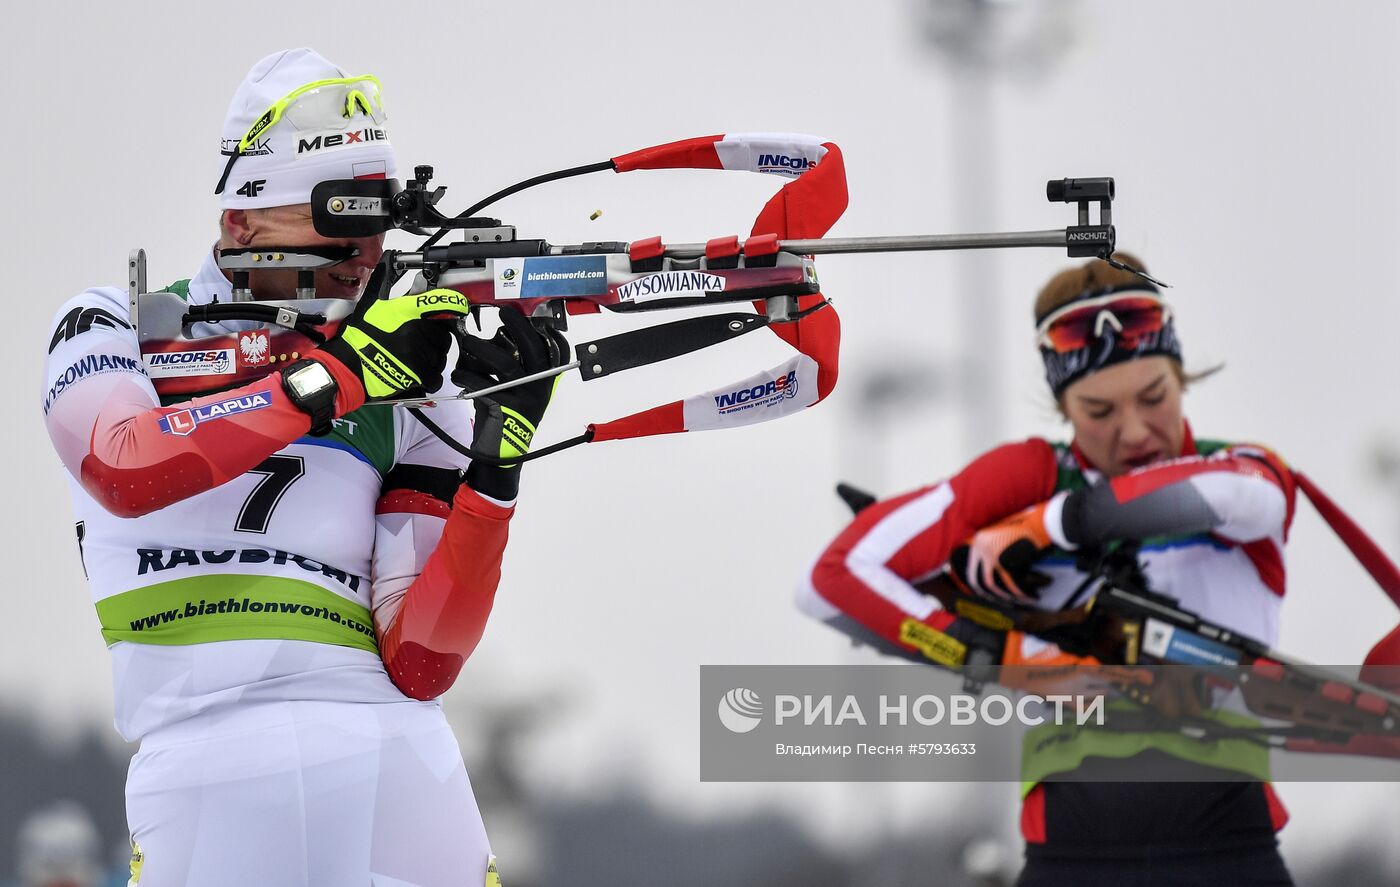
[9,0,1400,872]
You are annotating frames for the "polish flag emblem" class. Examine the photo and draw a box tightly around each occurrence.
[353,160,387,180]
[239,330,270,367]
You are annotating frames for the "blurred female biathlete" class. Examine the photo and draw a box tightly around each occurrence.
[798,254,1304,885]
[40,49,562,887]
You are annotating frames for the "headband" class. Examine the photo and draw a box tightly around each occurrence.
[1037,282,1181,396]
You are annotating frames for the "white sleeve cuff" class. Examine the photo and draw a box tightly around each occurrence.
[1042,489,1077,551]
[473,490,517,509]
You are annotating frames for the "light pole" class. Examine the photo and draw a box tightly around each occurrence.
[919,0,1079,451]
[894,2,1080,881]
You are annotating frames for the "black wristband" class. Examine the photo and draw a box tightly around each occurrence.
[281,359,339,436]
[465,462,521,502]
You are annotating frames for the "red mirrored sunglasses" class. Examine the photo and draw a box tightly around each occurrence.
[1036,291,1171,353]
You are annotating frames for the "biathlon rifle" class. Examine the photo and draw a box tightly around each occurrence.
[130,133,1132,462]
[835,483,1400,757]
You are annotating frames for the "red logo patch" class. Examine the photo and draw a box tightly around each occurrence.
[163,410,196,436]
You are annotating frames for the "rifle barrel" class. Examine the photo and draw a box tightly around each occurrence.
[663,229,1070,258]
[394,228,1082,267]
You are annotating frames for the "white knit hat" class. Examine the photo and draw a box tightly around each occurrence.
[217,48,397,209]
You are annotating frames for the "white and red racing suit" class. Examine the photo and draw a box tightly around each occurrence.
[43,250,508,887]
[797,424,1297,862]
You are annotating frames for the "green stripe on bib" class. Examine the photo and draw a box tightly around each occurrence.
[1018,701,1271,795]
[96,575,378,654]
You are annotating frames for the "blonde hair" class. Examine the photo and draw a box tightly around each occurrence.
[1034,251,1151,322]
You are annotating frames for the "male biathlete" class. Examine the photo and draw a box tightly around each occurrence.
[42,48,559,886]
[798,254,1303,885]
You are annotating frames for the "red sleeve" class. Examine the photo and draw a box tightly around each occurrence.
[376,486,513,700]
[806,439,1058,648]
[44,289,365,518]
[78,374,317,518]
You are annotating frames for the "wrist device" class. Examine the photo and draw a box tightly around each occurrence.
[281,358,339,435]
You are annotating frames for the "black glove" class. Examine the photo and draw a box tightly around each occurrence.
[317,264,471,402]
[454,308,569,499]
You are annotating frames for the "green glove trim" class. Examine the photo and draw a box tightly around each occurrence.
[340,327,422,399]
[363,289,469,333]
[499,405,536,461]
[321,287,472,401]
